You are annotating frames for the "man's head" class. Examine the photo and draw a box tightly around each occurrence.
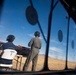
[6,35,15,42]
[34,31,40,37]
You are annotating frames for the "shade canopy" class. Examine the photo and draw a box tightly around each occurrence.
[60,0,76,23]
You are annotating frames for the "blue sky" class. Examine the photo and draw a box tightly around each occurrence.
[0,0,76,62]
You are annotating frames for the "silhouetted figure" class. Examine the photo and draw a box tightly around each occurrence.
[23,31,42,71]
[0,35,16,64]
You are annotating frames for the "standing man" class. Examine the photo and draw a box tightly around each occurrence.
[23,31,42,71]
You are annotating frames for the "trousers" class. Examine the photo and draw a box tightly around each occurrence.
[23,49,39,71]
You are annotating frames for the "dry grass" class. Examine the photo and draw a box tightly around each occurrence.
[12,55,76,71]
[48,57,76,70]
[12,55,44,71]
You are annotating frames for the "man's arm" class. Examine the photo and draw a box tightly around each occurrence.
[28,38,34,47]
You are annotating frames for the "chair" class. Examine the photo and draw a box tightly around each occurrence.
[0,49,17,70]
[16,54,23,70]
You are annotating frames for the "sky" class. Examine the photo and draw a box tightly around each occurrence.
[0,0,76,63]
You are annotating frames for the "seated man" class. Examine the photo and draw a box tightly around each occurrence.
[0,35,16,64]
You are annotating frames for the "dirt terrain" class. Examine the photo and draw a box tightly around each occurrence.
[12,55,76,71]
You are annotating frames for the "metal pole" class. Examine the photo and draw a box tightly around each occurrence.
[29,0,47,43]
[43,0,54,70]
[37,21,47,43]
[65,15,70,70]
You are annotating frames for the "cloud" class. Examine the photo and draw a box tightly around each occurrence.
[51,39,59,44]
[49,54,56,58]
[0,40,6,42]
[49,47,63,53]
[28,34,34,37]
[28,33,42,39]
[51,39,66,46]
[22,26,25,29]
[0,25,4,28]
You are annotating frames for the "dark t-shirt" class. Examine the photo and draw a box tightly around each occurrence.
[0,42,16,64]
[0,42,16,50]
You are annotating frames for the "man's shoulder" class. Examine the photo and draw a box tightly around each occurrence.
[3,42,12,45]
[2,42,7,45]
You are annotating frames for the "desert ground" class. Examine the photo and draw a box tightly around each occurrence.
[12,54,76,71]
